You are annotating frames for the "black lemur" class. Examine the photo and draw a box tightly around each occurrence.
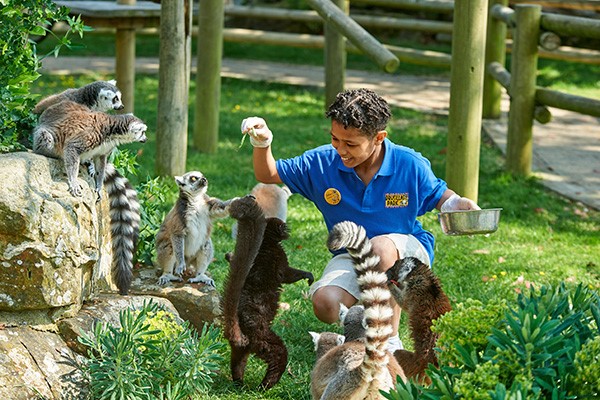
[223,195,314,389]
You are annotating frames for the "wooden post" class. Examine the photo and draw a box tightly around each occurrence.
[506,5,541,176]
[116,0,136,113]
[194,0,224,153]
[445,0,489,202]
[325,0,348,108]
[184,0,193,91]
[307,0,399,73]
[482,0,508,119]
[156,0,188,176]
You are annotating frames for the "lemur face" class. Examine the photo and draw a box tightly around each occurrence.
[386,257,420,302]
[175,171,208,196]
[128,120,147,143]
[98,87,124,111]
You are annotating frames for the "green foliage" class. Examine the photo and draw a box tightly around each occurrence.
[0,0,89,150]
[432,298,507,368]
[136,176,171,265]
[572,336,600,396]
[388,283,600,399]
[75,300,225,400]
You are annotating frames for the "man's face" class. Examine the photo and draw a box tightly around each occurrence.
[330,120,385,169]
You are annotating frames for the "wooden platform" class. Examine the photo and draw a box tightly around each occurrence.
[54,1,161,28]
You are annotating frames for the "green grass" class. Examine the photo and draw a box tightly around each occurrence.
[30,69,600,399]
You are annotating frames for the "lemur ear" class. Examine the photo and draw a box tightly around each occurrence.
[175,176,184,186]
[108,79,117,86]
[339,303,349,322]
[309,331,320,349]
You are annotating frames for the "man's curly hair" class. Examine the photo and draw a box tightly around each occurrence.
[325,88,391,138]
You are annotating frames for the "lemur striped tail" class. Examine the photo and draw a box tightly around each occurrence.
[103,163,140,295]
[327,221,394,382]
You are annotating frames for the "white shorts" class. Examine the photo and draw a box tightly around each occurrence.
[308,233,431,300]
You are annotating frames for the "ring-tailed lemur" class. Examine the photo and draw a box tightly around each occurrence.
[32,100,147,295]
[155,171,235,287]
[231,183,292,238]
[309,221,405,400]
[33,80,124,114]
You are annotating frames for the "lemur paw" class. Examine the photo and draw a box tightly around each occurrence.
[69,184,82,197]
[228,195,259,220]
[157,273,184,286]
[188,273,215,287]
[174,262,186,276]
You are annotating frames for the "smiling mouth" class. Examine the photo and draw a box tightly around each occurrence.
[341,156,350,161]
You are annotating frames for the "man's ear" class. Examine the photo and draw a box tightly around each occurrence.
[375,130,387,144]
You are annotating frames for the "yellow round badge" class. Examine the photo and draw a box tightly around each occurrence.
[324,188,341,205]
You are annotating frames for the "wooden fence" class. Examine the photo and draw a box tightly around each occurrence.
[483,0,600,176]
[55,0,600,181]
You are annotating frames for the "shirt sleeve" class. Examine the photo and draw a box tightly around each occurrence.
[415,156,447,215]
[275,151,315,200]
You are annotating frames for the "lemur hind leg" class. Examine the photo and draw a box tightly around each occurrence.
[255,329,288,390]
[92,154,108,201]
[230,345,251,386]
[62,145,82,196]
[188,239,215,287]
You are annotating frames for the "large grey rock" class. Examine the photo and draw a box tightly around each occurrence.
[0,152,223,398]
[0,326,86,399]
[131,264,222,332]
[0,152,114,316]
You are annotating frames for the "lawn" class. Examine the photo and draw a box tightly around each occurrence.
[29,29,600,399]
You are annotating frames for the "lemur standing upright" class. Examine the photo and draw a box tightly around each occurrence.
[386,257,452,383]
[223,195,314,389]
[155,171,235,287]
[31,100,147,295]
[309,221,405,400]
[33,80,124,114]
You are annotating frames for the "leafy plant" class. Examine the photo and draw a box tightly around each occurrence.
[432,298,507,368]
[387,283,600,399]
[75,300,225,400]
[572,335,600,396]
[0,0,89,151]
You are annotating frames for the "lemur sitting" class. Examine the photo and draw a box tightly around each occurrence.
[155,171,235,287]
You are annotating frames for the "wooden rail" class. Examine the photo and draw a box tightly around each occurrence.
[484,2,600,176]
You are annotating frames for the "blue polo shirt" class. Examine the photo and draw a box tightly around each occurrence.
[276,138,447,263]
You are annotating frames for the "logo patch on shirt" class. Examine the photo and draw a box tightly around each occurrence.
[385,193,409,208]
[324,188,341,205]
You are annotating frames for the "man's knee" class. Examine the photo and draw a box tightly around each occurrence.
[371,235,400,271]
[312,287,356,324]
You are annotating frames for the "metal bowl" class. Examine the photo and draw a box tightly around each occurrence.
[438,208,502,236]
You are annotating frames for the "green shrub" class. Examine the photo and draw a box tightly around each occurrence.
[387,283,600,399]
[432,298,507,368]
[75,300,225,400]
[572,335,600,397]
[0,0,88,151]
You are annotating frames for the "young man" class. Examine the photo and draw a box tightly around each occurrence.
[241,88,479,351]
